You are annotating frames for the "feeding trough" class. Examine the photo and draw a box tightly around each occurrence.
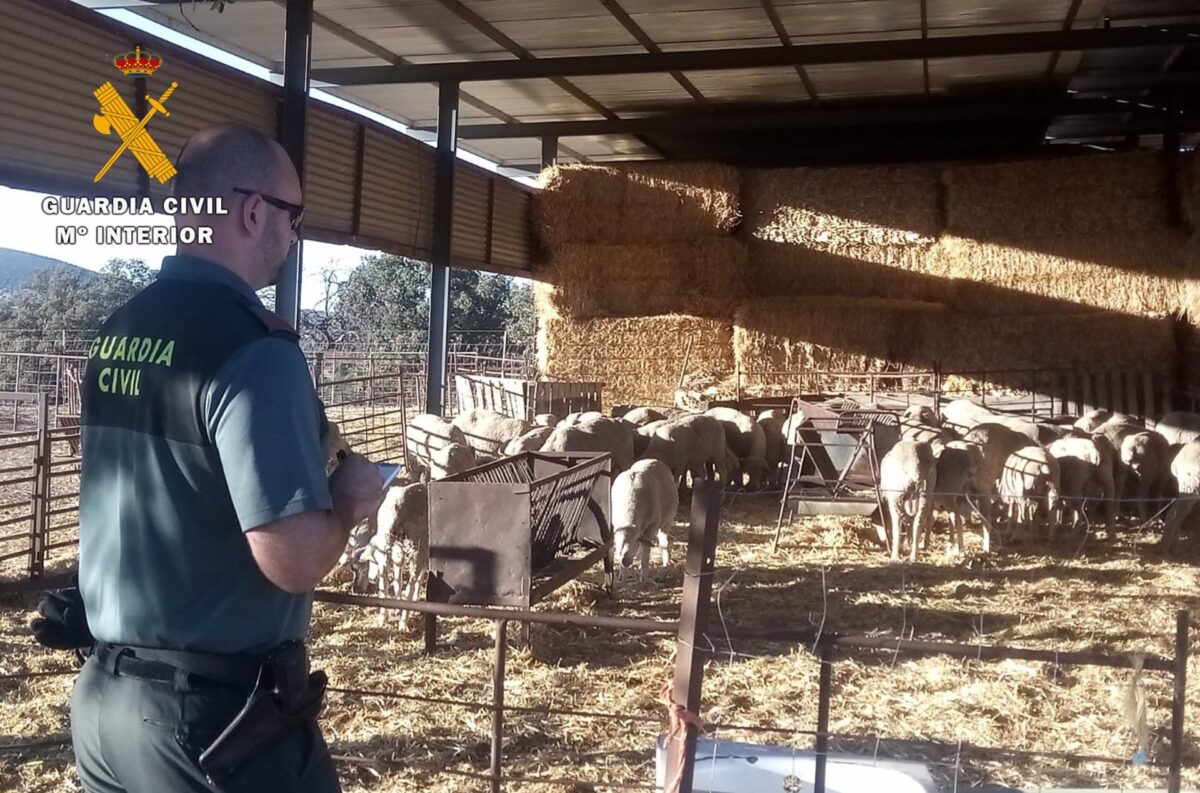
[424,450,613,651]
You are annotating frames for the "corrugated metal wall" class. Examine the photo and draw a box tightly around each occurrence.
[0,0,533,275]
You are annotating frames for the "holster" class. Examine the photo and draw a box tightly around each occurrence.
[197,640,326,785]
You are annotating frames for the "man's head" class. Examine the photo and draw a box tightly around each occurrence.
[173,124,302,289]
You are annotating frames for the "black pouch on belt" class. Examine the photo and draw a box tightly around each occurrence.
[197,639,327,785]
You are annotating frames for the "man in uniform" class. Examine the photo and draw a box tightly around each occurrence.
[66,124,383,792]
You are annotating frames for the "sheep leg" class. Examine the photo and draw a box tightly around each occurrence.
[657,529,671,567]
[638,541,651,582]
[1161,498,1195,548]
[951,504,965,556]
[910,489,931,564]
[886,495,904,562]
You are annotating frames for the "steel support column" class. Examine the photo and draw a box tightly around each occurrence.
[426,81,459,416]
[541,136,558,169]
[276,0,313,328]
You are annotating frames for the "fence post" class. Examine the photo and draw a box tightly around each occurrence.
[814,640,834,793]
[29,393,49,580]
[1169,609,1189,793]
[490,619,508,793]
[665,479,722,793]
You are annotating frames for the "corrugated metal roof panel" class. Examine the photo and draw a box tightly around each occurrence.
[304,110,359,234]
[451,166,490,264]
[358,126,435,259]
[683,66,811,103]
[490,179,532,268]
[806,60,925,99]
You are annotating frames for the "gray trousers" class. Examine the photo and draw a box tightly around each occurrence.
[70,653,340,793]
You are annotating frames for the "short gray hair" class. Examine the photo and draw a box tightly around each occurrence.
[173,124,280,200]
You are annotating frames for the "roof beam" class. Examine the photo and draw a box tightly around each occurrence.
[758,0,820,103]
[311,25,1200,85]
[919,0,930,97]
[427,0,667,158]
[448,97,1165,139]
[598,0,710,107]
[1045,0,1086,80]
[265,0,597,162]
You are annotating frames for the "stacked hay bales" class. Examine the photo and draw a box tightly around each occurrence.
[734,152,1186,382]
[534,163,740,247]
[535,152,1192,405]
[535,239,747,320]
[742,166,948,303]
[936,151,1191,319]
[733,297,947,373]
[534,164,744,406]
[538,315,733,408]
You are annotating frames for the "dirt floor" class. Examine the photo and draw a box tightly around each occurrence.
[0,494,1198,792]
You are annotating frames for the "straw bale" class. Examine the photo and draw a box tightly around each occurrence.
[733,296,947,374]
[534,240,748,320]
[539,314,734,408]
[931,312,1177,373]
[748,241,951,303]
[534,162,741,247]
[742,165,942,251]
[931,234,1189,317]
[944,151,1175,241]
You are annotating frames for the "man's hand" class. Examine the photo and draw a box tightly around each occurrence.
[31,585,94,651]
[328,453,386,530]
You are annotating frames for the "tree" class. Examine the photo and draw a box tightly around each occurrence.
[330,254,536,349]
[0,258,155,337]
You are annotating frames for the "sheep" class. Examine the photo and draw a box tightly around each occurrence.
[756,415,786,489]
[1155,411,1200,446]
[638,421,695,482]
[930,440,986,556]
[1047,435,1117,531]
[1118,430,1172,519]
[429,442,476,480]
[878,440,937,562]
[998,446,1061,541]
[504,426,555,456]
[1074,409,1113,433]
[406,414,467,480]
[611,459,679,579]
[349,482,428,629]
[961,423,1036,544]
[706,407,768,489]
[1161,441,1200,547]
[899,405,956,453]
[324,419,352,475]
[940,399,996,434]
[758,408,790,424]
[452,408,530,458]
[562,411,604,427]
[533,413,560,428]
[1093,413,1144,446]
[541,416,636,472]
[668,413,727,484]
[620,407,668,427]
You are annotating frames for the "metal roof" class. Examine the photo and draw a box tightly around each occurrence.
[83,0,1200,165]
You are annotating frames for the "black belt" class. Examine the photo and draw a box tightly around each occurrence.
[96,642,264,690]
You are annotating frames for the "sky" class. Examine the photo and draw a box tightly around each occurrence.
[0,4,531,311]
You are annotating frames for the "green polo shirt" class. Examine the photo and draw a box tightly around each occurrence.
[78,255,333,654]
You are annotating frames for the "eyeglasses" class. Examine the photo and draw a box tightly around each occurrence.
[232,187,304,231]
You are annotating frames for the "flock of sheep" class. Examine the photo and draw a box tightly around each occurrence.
[327,405,782,623]
[327,398,1200,625]
[881,400,1200,561]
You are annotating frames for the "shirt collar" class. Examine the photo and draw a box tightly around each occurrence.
[158,255,262,307]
